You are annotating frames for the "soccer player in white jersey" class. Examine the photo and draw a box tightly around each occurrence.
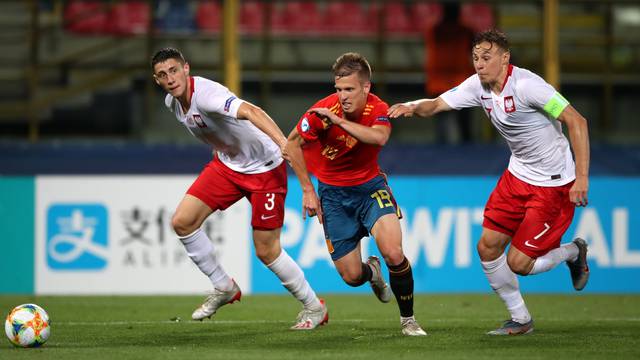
[151,48,327,330]
[388,29,590,335]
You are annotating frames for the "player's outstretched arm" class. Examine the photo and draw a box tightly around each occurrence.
[558,105,590,207]
[237,102,287,151]
[285,128,323,223]
[309,108,390,146]
[388,97,451,118]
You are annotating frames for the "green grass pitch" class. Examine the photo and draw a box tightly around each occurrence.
[1,294,639,359]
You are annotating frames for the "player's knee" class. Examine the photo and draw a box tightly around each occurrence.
[340,269,363,287]
[254,246,279,265]
[507,258,530,276]
[171,213,200,237]
[381,251,404,267]
[477,237,500,261]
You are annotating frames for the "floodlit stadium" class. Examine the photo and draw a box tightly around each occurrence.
[1,0,639,358]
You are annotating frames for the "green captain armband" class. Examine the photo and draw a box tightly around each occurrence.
[543,92,569,119]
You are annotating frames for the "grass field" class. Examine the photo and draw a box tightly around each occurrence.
[1,294,639,359]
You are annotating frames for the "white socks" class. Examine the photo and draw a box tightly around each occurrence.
[179,228,234,291]
[481,253,531,324]
[529,242,579,275]
[267,250,322,310]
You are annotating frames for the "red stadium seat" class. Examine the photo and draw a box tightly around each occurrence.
[461,2,494,33]
[196,1,221,33]
[107,1,151,36]
[370,2,415,34]
[323,1,372,35]
[64,0,108,34]
[239,0,267,34]
[273,1,323,34]
[411,2,443,33]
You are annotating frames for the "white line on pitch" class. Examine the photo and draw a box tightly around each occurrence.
[53,318,640,326]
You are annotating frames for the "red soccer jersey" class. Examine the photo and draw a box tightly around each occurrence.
[296,93,391,186]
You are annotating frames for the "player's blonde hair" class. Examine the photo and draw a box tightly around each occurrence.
[332,52,372,82]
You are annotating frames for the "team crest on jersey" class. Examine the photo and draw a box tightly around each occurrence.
[193,114,207,128]
[301,117,310,132]
[504,96,516,113]
[224,96,236,112]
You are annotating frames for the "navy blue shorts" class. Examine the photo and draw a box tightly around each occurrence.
[318,175,401,261]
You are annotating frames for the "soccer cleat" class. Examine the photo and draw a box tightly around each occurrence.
[290,299,329,330]
[487,319,534,335]
[367,256,392,303]
[191,280,242,321]
[401,316,427,336]
[567,238,590,291]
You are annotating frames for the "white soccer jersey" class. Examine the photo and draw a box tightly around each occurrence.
[165,76,282,174]
[440,64,575,187]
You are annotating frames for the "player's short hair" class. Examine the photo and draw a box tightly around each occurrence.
[332,52,372,82]
[473,29,510,52]
[151,47,186,71]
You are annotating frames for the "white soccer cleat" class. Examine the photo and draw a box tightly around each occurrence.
[401,316,427,336]
[290,299,329,330]
[367,256,392,303]
[191,280,242,321]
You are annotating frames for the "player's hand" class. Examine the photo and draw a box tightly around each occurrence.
[387,102,416,119]
[302,189,323,224]
[570,176,589,207]
[310,108,342,126]
[280,144,290,162]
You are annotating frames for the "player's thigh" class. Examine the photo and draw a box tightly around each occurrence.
[482,170,527,238]
[511,186,575,259]
[333,246,365,283]
[370,214,403,264]
[319,185,367,261]
[186,160,244,212]
[172,194,214,235]
[245,163,288,230]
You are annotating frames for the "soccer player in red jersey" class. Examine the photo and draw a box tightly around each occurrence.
[285,52,426,336]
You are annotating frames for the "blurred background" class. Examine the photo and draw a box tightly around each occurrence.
[1,1,639,296]
[1,0,639,146]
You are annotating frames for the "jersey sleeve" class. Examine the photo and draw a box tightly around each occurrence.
[517,74,569,119]
[439,74,483,110]
[370,102,391,128]
[296,111,326,142]
[196,81,245,118]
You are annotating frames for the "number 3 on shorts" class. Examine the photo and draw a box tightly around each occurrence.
[371,189,393,208]
[265,193,275,210]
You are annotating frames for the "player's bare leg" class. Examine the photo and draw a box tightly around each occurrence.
[173,195,239,320]
[254,228,327,330]
[373,214,426,336]
[478,228,533,335]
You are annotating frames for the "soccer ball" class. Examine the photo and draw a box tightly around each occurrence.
[4,304,50,347]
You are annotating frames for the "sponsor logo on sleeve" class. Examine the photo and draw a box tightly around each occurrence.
[301,117,310,132]
[224,96,236,112]
[376,116,389,123]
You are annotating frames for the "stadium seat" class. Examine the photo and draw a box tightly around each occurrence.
[239,0,267,34]
[272,1,323,35]
[156,0,196,33]
[196,1,221,33]
[411,2,443,33]
[461,2,494,33]
[323,1,372,35]
[370,2,415,34]
[64,0,108,34]
[107,1,151,36]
